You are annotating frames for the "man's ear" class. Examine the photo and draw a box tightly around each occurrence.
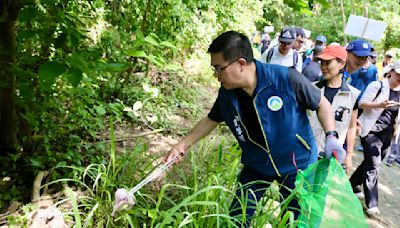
[237,58,247,66]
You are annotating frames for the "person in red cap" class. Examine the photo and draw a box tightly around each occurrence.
[307,45,360,174]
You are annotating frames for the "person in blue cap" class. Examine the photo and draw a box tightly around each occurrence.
[164,31,346,227]
[345,39,378,100]
[302,35,327,72]
[315,35,327,48]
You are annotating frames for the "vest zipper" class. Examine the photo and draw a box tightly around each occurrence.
[234,95,282,177]
[295,134,311,150]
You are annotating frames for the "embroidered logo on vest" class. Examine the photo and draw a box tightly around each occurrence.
[267,96,283,111]
[233,116,246,142]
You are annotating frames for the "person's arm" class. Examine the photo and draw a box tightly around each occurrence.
[360,100,398,110]
[316,96,346,163]
[359,80,397,110]
[316,96,335,132]
[345,109,358,174]
[164,116,219,164]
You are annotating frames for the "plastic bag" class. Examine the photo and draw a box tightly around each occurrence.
[295,158,367,228]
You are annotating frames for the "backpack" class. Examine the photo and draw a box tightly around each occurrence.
[266,47,298,68]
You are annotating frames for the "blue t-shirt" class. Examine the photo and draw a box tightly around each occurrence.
[348,64,378,98]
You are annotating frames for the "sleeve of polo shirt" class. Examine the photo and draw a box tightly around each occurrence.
[207,95,224,123]
[288,68,321,110]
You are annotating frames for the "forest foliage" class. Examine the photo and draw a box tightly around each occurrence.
[1,0,400,226]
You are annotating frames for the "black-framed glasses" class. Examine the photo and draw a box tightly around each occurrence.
[212,58,239,74]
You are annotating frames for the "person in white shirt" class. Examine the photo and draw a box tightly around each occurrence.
[350,61,400,216]
[261,27,303,73]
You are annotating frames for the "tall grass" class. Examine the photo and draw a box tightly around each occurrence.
[41,127,297,227]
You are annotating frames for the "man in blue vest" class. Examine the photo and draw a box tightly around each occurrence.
[164,31,345,226]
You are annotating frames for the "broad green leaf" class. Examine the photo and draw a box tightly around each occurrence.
[316,0,330,8]
[94,106,106,115]
[107,63,129,71]
[66,69,83,87]
[147,209,158,219]
[128,50,147,58]
[144,36,158,46]
[159,41,177,50]
[165,64,181,71]
[39,62,65,84]
[147,55,163,66]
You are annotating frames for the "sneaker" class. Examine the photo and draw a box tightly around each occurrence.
[354,192,365,199]
[366,207,380,216]
[357,145,364,152]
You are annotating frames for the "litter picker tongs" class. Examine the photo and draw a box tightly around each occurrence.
[111,153,181,216]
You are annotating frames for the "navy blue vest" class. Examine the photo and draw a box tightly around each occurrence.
[217,61,318,176]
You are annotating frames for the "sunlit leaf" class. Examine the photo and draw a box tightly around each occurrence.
[147,55,163,66]
[146,115,158,123]
[165,64,181,72]
[133,101,143,111]
[142,83,151,92]
[144,36,158,46]
[128,50,147,58]
[159,41,177,50]
[94,106,106,115]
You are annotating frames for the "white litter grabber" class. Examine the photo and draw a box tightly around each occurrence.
[111,153,181,216]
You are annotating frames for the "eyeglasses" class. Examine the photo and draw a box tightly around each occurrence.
[212,58,239,74]
[386,55,393,58]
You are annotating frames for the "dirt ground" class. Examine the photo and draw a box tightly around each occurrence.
[350,147,400,228]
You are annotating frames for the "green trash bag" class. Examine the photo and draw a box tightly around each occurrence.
[295,158,367,228]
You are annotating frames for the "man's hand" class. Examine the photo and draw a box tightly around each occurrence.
[163,143,187,165]
[324,135,346,163]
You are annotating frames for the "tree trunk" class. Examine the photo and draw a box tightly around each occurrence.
[363,0,368,17]
[339,0,348,44]
[328,7,340,33]
[0,0,19,155]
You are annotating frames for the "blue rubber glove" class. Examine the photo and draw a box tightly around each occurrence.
[324,136,346,163]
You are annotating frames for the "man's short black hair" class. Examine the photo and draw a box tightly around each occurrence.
[208,31,253,63]
[295,28,305,38]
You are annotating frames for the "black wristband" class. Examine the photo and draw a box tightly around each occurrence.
[326,130,339,138]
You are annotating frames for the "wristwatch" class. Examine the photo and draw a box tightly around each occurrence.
[326,130,339,139]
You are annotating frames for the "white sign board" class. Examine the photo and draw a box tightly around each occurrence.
[302,28,311,38]
[344,14,388,41]
[264,26,274,33]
